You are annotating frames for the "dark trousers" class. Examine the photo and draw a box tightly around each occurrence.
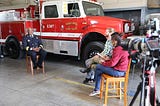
[27,49,47,67]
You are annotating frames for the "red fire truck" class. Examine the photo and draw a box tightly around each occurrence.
[0,0,134,60]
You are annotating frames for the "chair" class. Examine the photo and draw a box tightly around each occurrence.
[26,55,45,75]
[99,58,131,106]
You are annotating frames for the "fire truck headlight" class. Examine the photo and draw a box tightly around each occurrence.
[131,23,135,31]
[124,23,129,33]
[34,0,39,4]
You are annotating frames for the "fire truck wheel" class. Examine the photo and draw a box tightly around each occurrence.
[83,41,104,60]
[6,39,20,59]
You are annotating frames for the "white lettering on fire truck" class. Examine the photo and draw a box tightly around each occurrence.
[47,24,54,29]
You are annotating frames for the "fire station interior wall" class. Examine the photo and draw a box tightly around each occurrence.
[98,0,147,10]
[104,10,141,35]
[147,0,160,8]
[0,0,35,6]
[11,0,35,5]
[104,7,160,35]
[98,0,160,35]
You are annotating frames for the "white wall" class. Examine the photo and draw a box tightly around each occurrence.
[98,0,147,9]
[0,0,35,6]
[0,0,36,11]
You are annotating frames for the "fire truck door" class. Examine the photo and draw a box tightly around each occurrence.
[56,2,83,56]
[58,17,81,56]
[41,4,60,53]
[41,4,59,34]
[61,2,83,34]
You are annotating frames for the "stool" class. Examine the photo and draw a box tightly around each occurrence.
[100,58,131,106]
[26,55,45,75]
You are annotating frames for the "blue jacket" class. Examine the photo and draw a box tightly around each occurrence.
[22,34,43,51]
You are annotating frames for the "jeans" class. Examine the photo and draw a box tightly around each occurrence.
[86,69,95,80]
[94,64,125,91]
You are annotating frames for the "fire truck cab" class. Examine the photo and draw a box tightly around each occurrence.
[0,0,134,60]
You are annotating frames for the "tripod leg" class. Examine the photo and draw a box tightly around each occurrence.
[129,82,142,106]
[156,97,160,106]
[156,93,160,106]
[150,87,155,106]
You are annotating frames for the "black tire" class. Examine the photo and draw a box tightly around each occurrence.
[83,41,104,60]
[5,39,20,59]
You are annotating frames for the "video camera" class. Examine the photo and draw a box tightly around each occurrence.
[121,28,160,73]
[122,16,160,59]
[122,37,160,71]
[121,37,160,56]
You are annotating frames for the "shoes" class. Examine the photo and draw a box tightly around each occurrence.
[79,68,90,73]
[33,66,37,69]
[83,78,90,84]
[89,79,94,83]
[89,90,100,96]
[0,55,4,58]
[37,63,43,68]
[37,65,43,68]
[83,78,95,84]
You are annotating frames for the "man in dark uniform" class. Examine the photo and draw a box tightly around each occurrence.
[22,28,47,69]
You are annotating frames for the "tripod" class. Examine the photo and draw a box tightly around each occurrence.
[129,52,160,106]
[0,25,4,58]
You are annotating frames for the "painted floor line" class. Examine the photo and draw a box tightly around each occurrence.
[55,77,94,88]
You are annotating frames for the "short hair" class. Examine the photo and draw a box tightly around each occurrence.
[25,28,33,35]
[106,28,115,35]
[111,32,122,46]
[27,28,33,32]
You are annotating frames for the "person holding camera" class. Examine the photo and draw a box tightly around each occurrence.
[22,28,47,69]
[89,32,129,96]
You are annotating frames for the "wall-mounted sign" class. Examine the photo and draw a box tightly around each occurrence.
[147,0,160,8]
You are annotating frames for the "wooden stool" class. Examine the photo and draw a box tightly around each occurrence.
[100,58,131,106]
[26,55,45,75]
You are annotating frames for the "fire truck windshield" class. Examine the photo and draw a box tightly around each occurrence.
[82,1,104,16]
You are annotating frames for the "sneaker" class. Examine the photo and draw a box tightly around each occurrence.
[89,90,100,96]
[83,78,90,84]
[33,66,37,69]
[37,65,43,68]
[37,63,43,68]
[0,55,4,58]
[88,79,95,83]
[79,68,90,73]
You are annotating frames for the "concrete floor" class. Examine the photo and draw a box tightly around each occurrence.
[0,54,160,106]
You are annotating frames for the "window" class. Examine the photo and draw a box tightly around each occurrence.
[64,3,80,17]
[44,5,58,18]
[82,1,104,16]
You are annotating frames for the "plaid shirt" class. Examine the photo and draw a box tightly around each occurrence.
[101,40,113,57]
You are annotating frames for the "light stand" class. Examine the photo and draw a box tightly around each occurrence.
[129,48,159,106]
[0,25,4,58]
[129,53,148,106]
